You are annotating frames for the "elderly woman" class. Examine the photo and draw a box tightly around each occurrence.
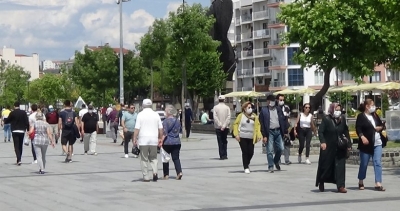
[316,103,351,193]
[29,111,55,174]
[162,105,183,180]
[233,101,262,174]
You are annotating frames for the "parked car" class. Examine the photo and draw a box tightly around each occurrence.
[389,102,400,110]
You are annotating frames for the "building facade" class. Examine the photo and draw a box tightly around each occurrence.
[0,46,40,80]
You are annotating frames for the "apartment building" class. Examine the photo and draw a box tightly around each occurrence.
[233,0,390,109]
[0,46,40,80]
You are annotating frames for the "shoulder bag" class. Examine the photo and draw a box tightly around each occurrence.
[330,118,349,149]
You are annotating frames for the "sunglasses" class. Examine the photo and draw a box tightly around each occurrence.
[305,107,310,109]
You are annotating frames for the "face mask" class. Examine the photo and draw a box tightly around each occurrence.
[49,108,54,112]
[269,101,275,107]
[246,108,252,114]
[88,110,93,113]
[333,110,341,118]
[369,106,376,113]
[278,101,284,106]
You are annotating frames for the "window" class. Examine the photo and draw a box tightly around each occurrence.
[314,71,324,84]
[262,23,267,29]
[389,70,400,81]
[287,47,299,65]
[340,71,353,80]
[263,41,268,48]
[263,60,269,67]
[371,71,381,82]
[288,68,304,86]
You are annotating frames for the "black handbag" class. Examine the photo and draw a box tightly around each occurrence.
[131,146,140,155]
[330,118,348,149]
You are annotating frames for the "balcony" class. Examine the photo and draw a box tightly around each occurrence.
[241,50,254,59]
[255,85,270,92]
[241,87,253,91]
[237,51,242,59]
[272,39,281,45]
[241,32,252,41]
[237,68,253,78]
[271,80,286,87]
[253,29,270,39]
[267,0,284,8]
[241,15,252,23]
[236,35,241,42]
[268,19,285,28]
[254,67,271,76]
[235,17,240,26]
[254,48,270,57]
[270,59,285,66]
[253,10,269,20]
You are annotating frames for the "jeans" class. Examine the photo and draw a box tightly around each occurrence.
[3,124,11,141]
[266,129,284,169]
[358,145,383,183]
[216,129,229,158]
[12,132,25,163]
[110,122,118,141]
[185,121,191,138]
[83,131,97,153]
[33,144,48,170]
[162,144,182,176]
[123,131,133,154]
[298,128,312,157]
[284,145,291,163]
[239,138,254,169]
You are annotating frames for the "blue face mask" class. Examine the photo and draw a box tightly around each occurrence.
[49,108,54,112]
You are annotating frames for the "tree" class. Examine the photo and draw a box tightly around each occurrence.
[279,0,400,110]
[26,74,64,105]
[0,60,30,106]
[327,92,353,108]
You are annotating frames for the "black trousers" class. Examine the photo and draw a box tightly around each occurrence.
[298,128,312,157]
[185,121,191,138]
[239,138,254,169]
[216,129,229,158]
[123,131,133,154]
[12,132,25,163]
[31,142,37,160]
[162,144,182,176]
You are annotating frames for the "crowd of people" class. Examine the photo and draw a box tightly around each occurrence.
[0,94,388,190]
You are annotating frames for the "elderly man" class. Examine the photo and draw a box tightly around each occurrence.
[133,99,163,182]
[107,106,119,143]
[213,95,231,160]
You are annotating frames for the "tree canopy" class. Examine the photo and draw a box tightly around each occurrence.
[0,60,30,106]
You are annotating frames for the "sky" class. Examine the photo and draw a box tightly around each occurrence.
[0,0,211,61]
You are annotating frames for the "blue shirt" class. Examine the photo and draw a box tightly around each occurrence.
[122,112,137,132]
[162,117,181,145]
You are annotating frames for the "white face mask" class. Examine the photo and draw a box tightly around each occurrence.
[246,108,252,114]
[278,101,284,106]
[369,106,376,113]
[88,110,93,114]
[333,110,341,118]
[269,101,275,107]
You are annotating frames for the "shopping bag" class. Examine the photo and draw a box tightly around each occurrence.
[161,147,171,163]
[23,135,30,146]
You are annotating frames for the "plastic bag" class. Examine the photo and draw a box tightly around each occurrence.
[161,147,171,163]
[23,135,30,146]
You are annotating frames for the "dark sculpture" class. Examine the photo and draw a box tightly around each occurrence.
[208,0,236,81]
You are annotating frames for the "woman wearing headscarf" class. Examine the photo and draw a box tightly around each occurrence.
[316,103,351,193]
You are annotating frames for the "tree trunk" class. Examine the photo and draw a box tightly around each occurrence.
[310,67,332,113]
[193,93,200,121]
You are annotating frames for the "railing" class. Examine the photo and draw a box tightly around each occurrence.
[241,50,254,58]
[253,10,269,20]
[272,39,281,45]
[254,48,270,56]
[270,59,285,66]
[269,19,283,25]
[253,29,270,39]
[254,67,270,75]
[237,68,253,77]
[271,81,286,87]
[235,17,240,25]
[241,15,252,22]
[255,85,270,92]
[241,32,252,40]
[241,87,253,91]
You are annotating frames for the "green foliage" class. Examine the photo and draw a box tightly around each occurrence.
[285,94,302,106]
[0,60,30,106]
[382,93,389,117]
[327,92,353,107]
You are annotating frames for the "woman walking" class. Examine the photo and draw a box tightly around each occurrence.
[316,103,351,193]
[294,103,317,164]
[233,102,262,174]
[356,99,387,191]
[29,111,55,174]
[162,105,183,180]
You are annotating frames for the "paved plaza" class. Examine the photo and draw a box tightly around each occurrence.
[0,131,399,211]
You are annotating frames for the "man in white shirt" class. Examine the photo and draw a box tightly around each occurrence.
[133,99,163,182]
[213,95,231,160]
[79,104,88,143]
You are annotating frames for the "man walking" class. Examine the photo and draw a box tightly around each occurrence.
[58,100,79,163]
[29,104,39,164]
[107,106,119,143]
[184,103,193,138]
[79,104,88,143]
[4,102,29,165]
[121,104,137,158]
[46,105,59,144]
[276,94,292,165]
[1,105,12,142]
[81,105,98,155]
[133,99,163,182]
[213,95,231,160]
[259,95,288,173]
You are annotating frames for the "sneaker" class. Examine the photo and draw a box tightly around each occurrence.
[244,169,250,174]
[298,155,302,164]
[305,159,311,165]
[93,152,98,156]
[153,174,158,182]
[32,160,37,164]
[268,168,274,173]
[8,139,11,142]
[17,162,22,166]
[132,154,138,158]
[285,161,292,165]
[84,151,88,155]
[275,163,281,171]
[124,154,129,158]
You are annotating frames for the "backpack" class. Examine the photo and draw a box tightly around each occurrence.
[47,112,58,124]
[64,111,75,128]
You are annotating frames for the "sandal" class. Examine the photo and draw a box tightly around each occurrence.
[374,186,386,191]
[358,183,365,190]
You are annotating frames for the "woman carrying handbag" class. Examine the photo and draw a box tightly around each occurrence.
[233,102,262,174]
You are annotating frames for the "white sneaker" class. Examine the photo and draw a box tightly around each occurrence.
[93,152,98,156]
[124,154,129,158]
[244,169,250,174]
[32,160,37,164]
[298,155,302,164]
[305,159,311,165]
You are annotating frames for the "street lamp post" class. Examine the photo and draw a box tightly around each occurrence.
[116,0,131,104]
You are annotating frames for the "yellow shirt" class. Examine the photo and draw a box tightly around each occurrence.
[1,109,11,121]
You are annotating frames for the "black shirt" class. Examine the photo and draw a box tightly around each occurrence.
[59,109,77,131]
[82,112,98,133]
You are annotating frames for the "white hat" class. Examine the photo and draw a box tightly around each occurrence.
[49,105,54,109]
[218,95,225,100]
[143,99,152,106]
